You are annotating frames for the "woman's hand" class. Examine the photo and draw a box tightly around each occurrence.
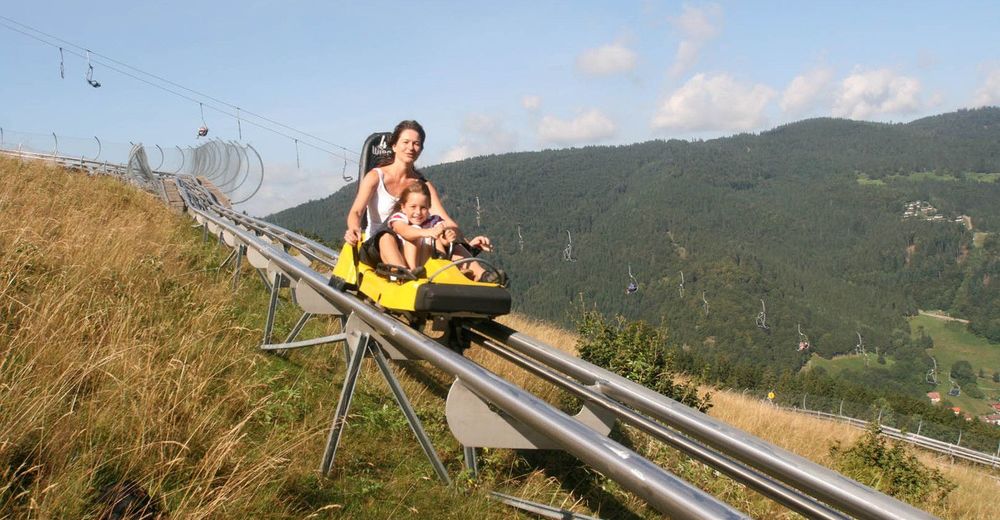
[468,235,493,252]
[344,227,362,245]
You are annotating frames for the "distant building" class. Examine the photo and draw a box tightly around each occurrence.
[990,403,1000,412]
[980,414,1000,425]
[951,407,962,416]
[927,391,941,403]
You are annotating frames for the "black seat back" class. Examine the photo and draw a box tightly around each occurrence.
[357,131,392,231]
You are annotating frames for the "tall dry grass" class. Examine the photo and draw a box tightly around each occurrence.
[710,391,1000,519]
[0,157,543,519]
[0,157,316,517]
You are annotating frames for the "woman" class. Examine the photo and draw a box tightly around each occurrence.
[344,120,496,281]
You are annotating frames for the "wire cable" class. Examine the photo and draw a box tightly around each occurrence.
[0,15,359,163]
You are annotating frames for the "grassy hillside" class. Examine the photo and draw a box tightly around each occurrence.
[2,157,996,518]
[914,314,1000,416]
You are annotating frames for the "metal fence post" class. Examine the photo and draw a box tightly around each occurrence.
[838,399,844,417]
[802,394,807,410]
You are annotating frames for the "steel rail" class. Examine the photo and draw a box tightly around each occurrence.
[186,204,750,520]
[468,321,937,520]
[469,334,850,520]
[788,408,1000,467]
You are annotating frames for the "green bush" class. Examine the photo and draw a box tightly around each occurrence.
[575,310,712,412]
[830,424,955,508]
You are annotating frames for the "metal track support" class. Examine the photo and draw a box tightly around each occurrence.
[462,445,479,478]
[231,245,244,290]
[262,272,284,346]
[320,332,450,485]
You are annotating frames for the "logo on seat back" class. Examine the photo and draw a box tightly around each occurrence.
[371,135,391,157]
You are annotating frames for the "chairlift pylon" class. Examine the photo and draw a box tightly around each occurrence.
[517,225,524,252]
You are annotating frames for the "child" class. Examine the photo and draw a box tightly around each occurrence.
[386,182,496,281]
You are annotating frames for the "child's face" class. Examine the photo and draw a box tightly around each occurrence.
[401,193,431,225]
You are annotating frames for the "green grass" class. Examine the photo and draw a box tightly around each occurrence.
[858,171,1000,185]
[963,172,1000,183]
[807,353,895,376]
[910,314,1000,416]
[888,171,959,182]
[856,173,886,186]
[973,232,989,248]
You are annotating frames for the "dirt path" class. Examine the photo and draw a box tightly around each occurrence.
[918,310,970,324]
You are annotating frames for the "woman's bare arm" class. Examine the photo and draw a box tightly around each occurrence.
[344,170,379,244]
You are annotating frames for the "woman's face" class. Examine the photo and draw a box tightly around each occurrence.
[393,129,423,165]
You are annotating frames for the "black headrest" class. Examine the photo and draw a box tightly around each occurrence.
[359,132,393,186]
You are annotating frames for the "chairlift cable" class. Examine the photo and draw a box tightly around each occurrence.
[0,16,358,162]
[0,15,360,156]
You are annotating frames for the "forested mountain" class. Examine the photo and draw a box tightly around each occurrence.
[269,107,1000,393]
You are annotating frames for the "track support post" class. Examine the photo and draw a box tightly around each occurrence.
[320,331,450,484]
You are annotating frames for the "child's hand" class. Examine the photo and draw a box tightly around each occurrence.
[427,223,445,239]
[443,227,458,244]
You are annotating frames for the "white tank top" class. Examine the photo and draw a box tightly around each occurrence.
[366,168,398,229]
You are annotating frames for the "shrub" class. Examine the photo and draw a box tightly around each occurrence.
[830,424,955,508]
[575,310,712,412]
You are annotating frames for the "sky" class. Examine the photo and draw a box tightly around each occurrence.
[2,1,999,216]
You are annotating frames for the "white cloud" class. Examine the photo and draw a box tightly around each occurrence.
[668,3,723,77]
[440,114,518,163]
[537,109,617,145]
[242,162,336,216]
[973,64,1000,107]
[652,73,776,132]
[832,68,923,119]
[522,95,542,111]
[780,66,835,115]
[576,42,637,77]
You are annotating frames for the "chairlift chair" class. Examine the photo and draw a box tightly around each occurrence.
[625,264,638,294]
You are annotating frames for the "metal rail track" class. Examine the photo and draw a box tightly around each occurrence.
[785,408,1000,467]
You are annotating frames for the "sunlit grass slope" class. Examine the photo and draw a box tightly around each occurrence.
[0,157,519,518]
